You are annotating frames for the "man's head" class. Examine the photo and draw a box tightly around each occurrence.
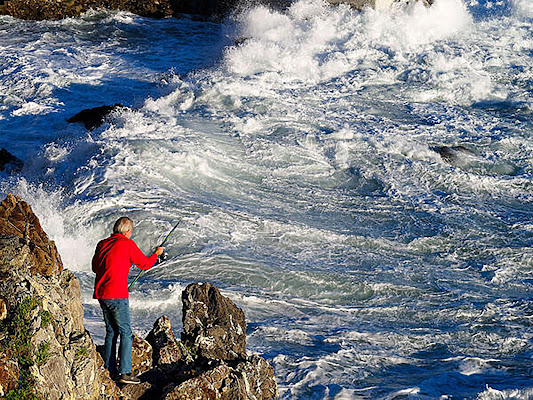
[113,217,133,238]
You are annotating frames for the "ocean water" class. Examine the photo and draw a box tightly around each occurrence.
[1,0,532,398]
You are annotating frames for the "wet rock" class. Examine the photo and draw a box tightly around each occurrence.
[67,103,125,130]
[0,148,23,173]
[0,193,62,276]
[433,145,476,164]
[182,282,246,361]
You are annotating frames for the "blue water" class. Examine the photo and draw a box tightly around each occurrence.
[1,0,532,398]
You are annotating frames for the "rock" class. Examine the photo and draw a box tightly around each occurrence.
[0,298,6,321]
[0,193,63,276]
[0,194,122,400]
[67,103,125,131]
[0,148,23,173]
[132,334,153,376]
[163,356,278,400]
[182,282,246,361]
[162,362,232,400]
[147,316,191,369]
[433,145,476,164]
[0,0,290,20]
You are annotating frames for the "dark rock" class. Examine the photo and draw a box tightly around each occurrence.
[433,145,476,164]
[182,282,246,361]
[0,148,23,173]
[0,0,290,20]
[67,103,125,130]
[0,193,63,276]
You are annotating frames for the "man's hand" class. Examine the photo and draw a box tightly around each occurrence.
[155,247,164,256]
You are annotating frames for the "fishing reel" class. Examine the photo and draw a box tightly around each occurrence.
[157,251,169,264]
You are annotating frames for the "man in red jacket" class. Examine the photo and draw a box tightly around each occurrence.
[92,216,163,384]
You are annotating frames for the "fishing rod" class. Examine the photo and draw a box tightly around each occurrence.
[128,219,181,291]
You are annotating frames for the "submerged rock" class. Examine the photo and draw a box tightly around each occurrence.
[67,103,126,131]
[0,148,23,173]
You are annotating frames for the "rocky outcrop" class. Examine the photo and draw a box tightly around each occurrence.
[0,195,121,399]
[0,193,62,276]
[125,285,278,400]
[0,193,277,399]
[0,0,432,21]
[182,282,246,361]
[0,0,286,20]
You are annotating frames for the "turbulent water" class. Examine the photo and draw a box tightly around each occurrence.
[1,0,532,398]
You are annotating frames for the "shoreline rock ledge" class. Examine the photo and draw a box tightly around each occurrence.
[0,193,278,399]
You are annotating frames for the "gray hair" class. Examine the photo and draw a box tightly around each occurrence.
[113,217,133,235]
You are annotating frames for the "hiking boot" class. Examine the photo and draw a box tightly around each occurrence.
[118,373,141,384]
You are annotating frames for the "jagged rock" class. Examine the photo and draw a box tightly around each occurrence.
[0,193,63,276]
[163,362,232,400]
[0,148,23,173]
[163,356,278,400]
[132,334,153,375]
[67,103,125,130]
[147,315,191,369]
[182,282,246,361]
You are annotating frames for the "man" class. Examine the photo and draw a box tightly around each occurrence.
[92,217,164,384]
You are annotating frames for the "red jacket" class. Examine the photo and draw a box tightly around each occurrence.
[92,233,158,299]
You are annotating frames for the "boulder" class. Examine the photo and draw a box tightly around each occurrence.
[182,282,246,361]
[0,148,23,173]
[0,193,62,276]
[67,103,125,131]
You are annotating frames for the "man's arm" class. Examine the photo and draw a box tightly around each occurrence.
[129,240,163,270]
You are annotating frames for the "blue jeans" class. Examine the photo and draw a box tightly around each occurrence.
[98,299,132,375]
